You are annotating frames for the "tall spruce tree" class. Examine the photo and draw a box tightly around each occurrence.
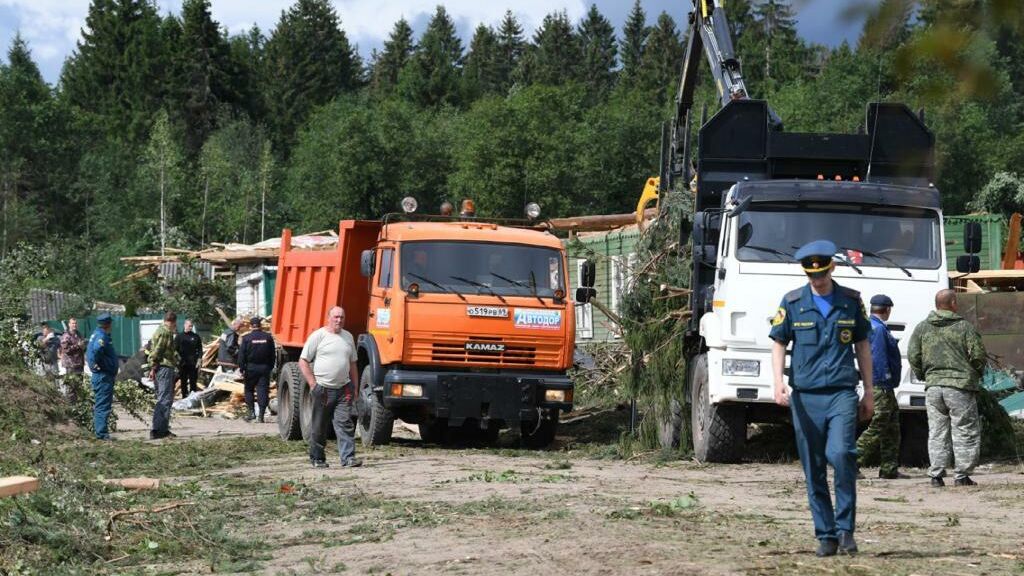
[60,0,168,142]
[639,12,684,104]
[263,0,359,150]
[496,10,525,92]
[371,18,415,95]
[462,24,502,101]
[619,0,648,82]
[398,6,463,107]
[172,0,236,157]
[577,4,617,96]
[229,26,267,124]
[521,11,580,86]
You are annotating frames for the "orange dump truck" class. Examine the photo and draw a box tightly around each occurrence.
[271,212,577,448]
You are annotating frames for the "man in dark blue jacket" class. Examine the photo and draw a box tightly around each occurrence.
[85,313,119,440]
[857,294,907,479]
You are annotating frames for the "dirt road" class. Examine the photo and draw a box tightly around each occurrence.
[141,413,1024,576]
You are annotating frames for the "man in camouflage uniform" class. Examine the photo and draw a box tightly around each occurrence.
[148,312,179,440]
[857,295,907,479]
[908,289,986,487]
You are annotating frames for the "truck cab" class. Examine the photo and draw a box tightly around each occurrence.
[272,208,575,448]
[691,179,947,461]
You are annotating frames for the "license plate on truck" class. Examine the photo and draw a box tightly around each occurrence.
[467,306,508,318]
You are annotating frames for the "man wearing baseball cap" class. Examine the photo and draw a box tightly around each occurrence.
[769,240,874,557]
[857,294,907,480]
[86,312,119,440]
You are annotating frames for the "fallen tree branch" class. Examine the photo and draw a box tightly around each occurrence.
[105,501,193,537]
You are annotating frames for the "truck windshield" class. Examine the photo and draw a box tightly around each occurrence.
[400,241,565,297]
[734,203,941,269]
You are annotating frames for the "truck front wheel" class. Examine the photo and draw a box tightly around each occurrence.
[357,369,394,447]
[277,362,304,441]
[521,414,558,448]
[691,354,745,463]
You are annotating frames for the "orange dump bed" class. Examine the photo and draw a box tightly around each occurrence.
[271,220,381,349]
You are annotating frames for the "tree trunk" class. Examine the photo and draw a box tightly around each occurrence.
[201,177,209,248]
[160,164,166,257]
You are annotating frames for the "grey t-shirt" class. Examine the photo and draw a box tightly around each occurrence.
[300,328,357,388]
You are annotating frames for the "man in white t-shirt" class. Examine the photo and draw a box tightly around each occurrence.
[300,306,362,468]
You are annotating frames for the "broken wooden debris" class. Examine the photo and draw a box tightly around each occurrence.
[101,477,161,490]
[0,476,39,498]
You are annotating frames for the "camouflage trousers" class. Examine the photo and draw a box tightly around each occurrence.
[856,388,900,475]
[926,386,980,480]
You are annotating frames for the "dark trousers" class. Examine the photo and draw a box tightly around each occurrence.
[151,365,176,437]
[178,364,199,398]
[244,366,271,415]
[91,372,115,439]
[790,388,859,541]
[308,384,356,464]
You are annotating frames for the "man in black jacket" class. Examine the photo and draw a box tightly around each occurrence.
[239,317,276,422]
[175,319,203,398]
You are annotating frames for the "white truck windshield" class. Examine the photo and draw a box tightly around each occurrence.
[400,241,565,297]
[734,203,942,269]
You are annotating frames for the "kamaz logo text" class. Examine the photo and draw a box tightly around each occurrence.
[465,342,505,352]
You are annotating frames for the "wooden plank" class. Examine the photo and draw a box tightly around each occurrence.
[101,478,161,490]
[0,476,39,498]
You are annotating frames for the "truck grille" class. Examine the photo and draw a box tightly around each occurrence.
[406,332,563,369]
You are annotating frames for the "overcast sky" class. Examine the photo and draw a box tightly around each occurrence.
[0,0,868,85]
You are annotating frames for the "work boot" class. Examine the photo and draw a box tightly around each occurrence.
[310,460,329,469]
[954,476,977,486]
[342,458,363,468]
[879,470,910,479]
[244,408,256,422]
[815,539,838,557]
[257,407,265,424]
[930,476,945,488]
[838,532,858,555]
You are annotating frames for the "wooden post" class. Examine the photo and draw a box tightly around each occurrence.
[0,476,39,498]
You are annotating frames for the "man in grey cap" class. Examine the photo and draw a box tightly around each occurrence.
[857,294,907,479]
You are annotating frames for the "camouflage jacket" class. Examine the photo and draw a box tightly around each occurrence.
[148,325,179,369]
[908,310,986,391]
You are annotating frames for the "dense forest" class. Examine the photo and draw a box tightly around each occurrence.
[1,0,1023,307]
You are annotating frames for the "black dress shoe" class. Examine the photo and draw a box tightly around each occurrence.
[954,476,977,486]
[930,476,945,487]
[838,532,858,555]
[879,470,910,479]
[816,539,838,557]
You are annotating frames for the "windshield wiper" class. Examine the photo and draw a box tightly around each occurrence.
[407,272,467,301]
[449,275,507,304]
[492,271,546,306]
[841,246,913,277]
[740,244,792,261]
[528,271,547,306]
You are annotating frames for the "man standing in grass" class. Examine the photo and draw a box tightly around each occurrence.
[86,313,118,440]
[148,312,179,440]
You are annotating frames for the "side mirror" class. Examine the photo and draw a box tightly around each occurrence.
[360,249,375,278]
[964,222,982,254]
[956,255,980,274]
[580,260,597,288]
[575,287,597,304]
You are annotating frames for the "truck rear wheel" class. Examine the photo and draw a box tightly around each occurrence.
[277,362,304,441]
[521,415,558,449]
[899,411,929,467]
[657,397,683,449]
[691,354,745,463]
[357,369,394,447]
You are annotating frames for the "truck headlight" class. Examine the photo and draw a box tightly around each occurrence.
[722,359,760,377]
[544,389,572,403]
[401,384,423,397]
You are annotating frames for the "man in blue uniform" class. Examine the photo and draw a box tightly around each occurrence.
[239,317,276,423]
[769,240,874,557]
[85,313,119,440]
[857,294,907,479]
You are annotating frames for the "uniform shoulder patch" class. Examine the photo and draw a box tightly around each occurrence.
[784,288,802,303]
[771,307,787,326]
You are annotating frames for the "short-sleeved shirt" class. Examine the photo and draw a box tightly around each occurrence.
[300,328,357,388]
[768,281,871,391]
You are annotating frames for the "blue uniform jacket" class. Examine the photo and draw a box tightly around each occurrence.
[869,316,901,389]
[86,327,119,376]
[768,282,871,391]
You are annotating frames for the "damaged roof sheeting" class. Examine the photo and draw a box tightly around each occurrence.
[28,288,124,325]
